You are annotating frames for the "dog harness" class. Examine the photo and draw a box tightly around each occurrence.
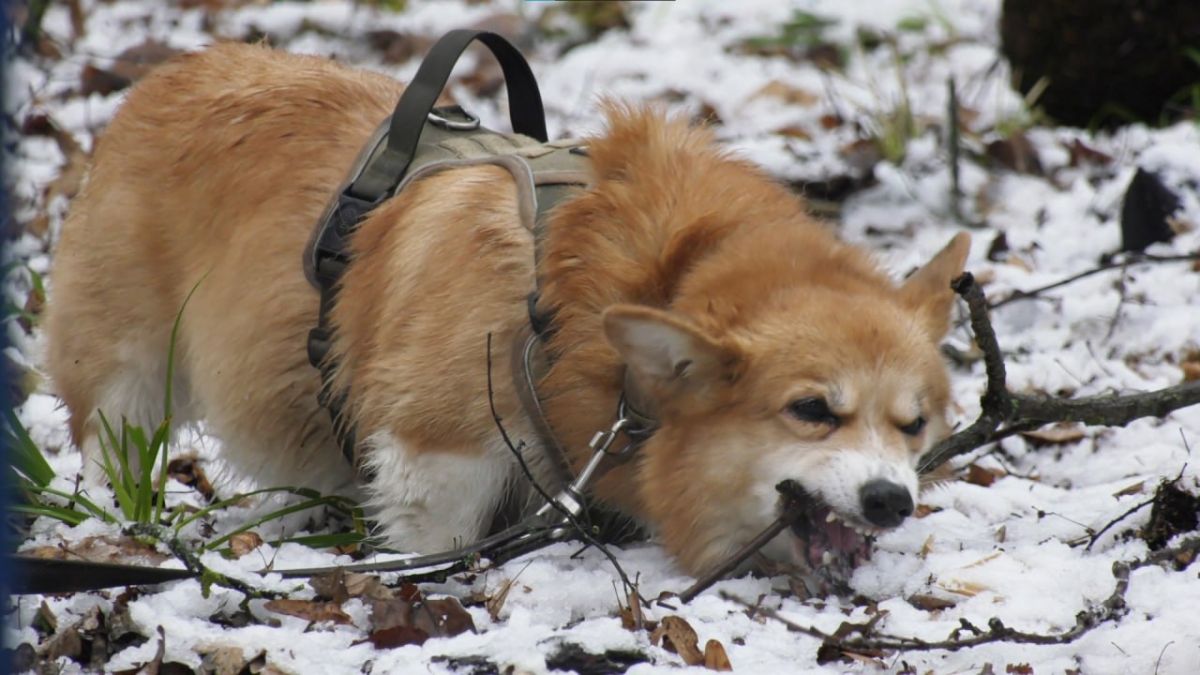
[303,30,653,487]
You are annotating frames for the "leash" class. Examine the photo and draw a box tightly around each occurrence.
[6,405,641,594]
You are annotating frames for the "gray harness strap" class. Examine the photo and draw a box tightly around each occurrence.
[302,111,591,476]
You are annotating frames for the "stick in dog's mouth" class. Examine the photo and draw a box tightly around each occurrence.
[777,480,877,595]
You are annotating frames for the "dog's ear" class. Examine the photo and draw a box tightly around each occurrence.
[603,305,740,393]
[899,232,971,339]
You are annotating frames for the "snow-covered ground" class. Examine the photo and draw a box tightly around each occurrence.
[5,1,1200,673]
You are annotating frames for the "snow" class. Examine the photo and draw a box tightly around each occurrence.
[6,0,1200,673]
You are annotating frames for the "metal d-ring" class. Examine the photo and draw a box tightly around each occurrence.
[427,107,481,131]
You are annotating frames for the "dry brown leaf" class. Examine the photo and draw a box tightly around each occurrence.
[907,593,958,611]
[1113,481,1145,497]
[1020,423,1085,445]
[913,503,943,518]
[487,577,516,622]
[986,132,1043,175]
[80,64,132,96]
[775,124,811,140]
[752,80,819,107]
[965,464,1005,487]
[703,639,732,671]
[368,625,429,649]
[199,646,247,675]
[263,599,351,625]
[619,585,650,632]
[919,534,935,558]
[1181,352,1200,382]
[651,616,704,666]
[1065,138,1113,167]
[939,580,989,597]
[370,592,476,645]
[110,41,182,82]
[228,532,264,559]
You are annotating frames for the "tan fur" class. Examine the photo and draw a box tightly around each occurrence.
[45,42,969,575]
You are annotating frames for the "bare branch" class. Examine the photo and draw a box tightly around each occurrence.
[987,252,1200,311]
[919,272,1200,474]
[722,533,1200,655]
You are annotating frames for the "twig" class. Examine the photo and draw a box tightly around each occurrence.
[126,522,283,600]
[675,480,810,604]
[722,533,1200,655]
[1084,497,1155,551]
[919,272,1200,474]
[987,252,1200,311]
[484,333,643,601]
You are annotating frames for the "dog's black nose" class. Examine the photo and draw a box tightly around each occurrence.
[859,480,914,528]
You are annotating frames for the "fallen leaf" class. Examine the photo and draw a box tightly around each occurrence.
[651,616,704,666]
[263,599,351,625]
[995,525,1007,543]
[367,625,429,649]
[487,562,531,622]
[751,80,819,107]
[939,580,989,597]
[110,40,182,82]
[80,64,132,96]
[1006,664,1033,674]
[199,646,247,675]
[365,30,430,65]
[913,504,943,518]
[703,639,732,671]
[907,594,958,611]
[1113,481,1145,497]
[919,534,935,558]
[986,132,1043,175]
[228,532,263,559]
[1181,352,1200,382]
[965,464,1005,487]
[370,592,476,645]
[1065,138,1112,167]
[1020,423,1085,445]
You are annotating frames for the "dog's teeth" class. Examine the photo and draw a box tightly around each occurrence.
[821,551,834,565]
[825,512,837,523]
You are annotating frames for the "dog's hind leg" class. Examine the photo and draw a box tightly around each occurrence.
[359,431,517,553]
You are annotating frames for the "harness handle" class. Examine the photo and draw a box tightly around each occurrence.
[343,30,548,200]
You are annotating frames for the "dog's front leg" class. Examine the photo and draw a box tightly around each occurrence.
[358,431,515,552]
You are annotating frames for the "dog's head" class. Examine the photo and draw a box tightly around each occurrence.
[602,233,969,578]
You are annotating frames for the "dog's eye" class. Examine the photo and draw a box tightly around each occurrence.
[899,416,926,436]
[786,397,839,426]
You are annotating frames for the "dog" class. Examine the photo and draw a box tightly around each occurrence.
[44,42,969,577]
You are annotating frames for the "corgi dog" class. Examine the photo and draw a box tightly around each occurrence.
[44,42,969,578]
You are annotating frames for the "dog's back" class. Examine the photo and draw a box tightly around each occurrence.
[45,43,403,494]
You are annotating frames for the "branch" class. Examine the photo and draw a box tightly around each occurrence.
[723,534,1200,655]
[919,272,1200,474]
[987,252,1200,311]
[674,480,811,604]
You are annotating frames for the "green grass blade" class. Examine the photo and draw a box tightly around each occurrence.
[202,496,356,552]
[97,411,137,520]
[5,409,55,487]
[173,486,358,535]
[10,503,89,527]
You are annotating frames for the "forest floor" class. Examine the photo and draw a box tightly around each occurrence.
[5,1,1200,673]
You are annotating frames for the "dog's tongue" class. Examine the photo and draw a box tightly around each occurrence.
[821,519,861,553]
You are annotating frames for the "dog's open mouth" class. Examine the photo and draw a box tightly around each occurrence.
[775,481,877,597]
